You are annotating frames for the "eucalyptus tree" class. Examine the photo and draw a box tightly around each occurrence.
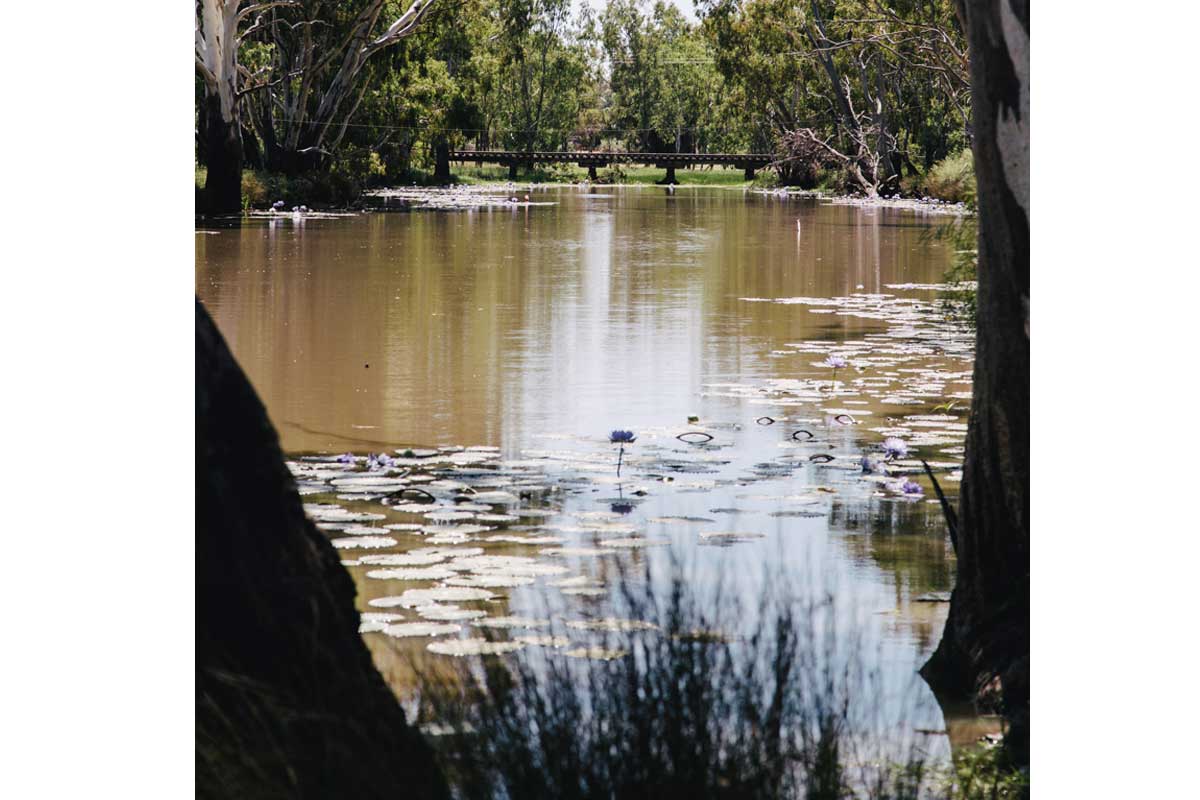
[241,0,442,174]
[922,0,1029,767]
[698,0,968,191]
[490,0,588,156]
[196,0,441,212]
[599,0,666,151]
[648,4,723,153]
[196,0,299,212]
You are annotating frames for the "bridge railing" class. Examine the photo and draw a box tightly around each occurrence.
[442,149,774,182]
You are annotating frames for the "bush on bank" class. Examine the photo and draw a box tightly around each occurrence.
[919,149,976,204]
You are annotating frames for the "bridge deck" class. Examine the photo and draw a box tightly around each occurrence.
[451,150,773,167]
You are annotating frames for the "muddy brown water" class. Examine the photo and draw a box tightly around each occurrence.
[197,186,994,759]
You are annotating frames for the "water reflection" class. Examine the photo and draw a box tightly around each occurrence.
[198,187,985,751]
[197,189,951,457]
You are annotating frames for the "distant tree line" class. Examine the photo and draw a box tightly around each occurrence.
[197,0,971,211]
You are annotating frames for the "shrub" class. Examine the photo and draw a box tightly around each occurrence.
[541,161,580,182]
[923,150,976,204]
[595,162,628,184]
[414,562,1024,799]
[752,170,781,189]
[241,170,268,210]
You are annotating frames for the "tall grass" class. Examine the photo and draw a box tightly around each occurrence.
[412,562,1024,799]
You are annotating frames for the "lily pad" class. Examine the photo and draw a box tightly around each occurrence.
[427,638,526,657]
[414,604,488,621]
[365,567,457,581]
[472,616,550,629]
[381,622,461,638]
[330,535,398,550]
[564,646,628,661]
[566,618,658,633]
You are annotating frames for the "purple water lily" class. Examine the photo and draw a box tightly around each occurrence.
[365,452,397,471]
[337,452,356,464]
[881,437,909,461]
[609,430,636,477]
[823,355,848,393]
[900,479,924,495]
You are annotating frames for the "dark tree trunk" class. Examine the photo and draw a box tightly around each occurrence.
[434,140,452,183]
[202,93,243,214]
[196,299,449,798]
[195,83,209,166]
[922,0,1029,767]
[240,124,263,170]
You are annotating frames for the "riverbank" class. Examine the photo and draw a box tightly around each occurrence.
[198,165,970,216]
[754,187,971,216]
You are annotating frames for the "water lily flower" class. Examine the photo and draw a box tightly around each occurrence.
[881,438,909,460]
[365,453,397,471]
[337,453,356,464]
[900,479,924,495]
[860,455,877,474]
[608,430,636,477]
[822,355,847,393]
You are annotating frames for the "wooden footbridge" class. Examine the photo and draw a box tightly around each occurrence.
[447,149,775,183]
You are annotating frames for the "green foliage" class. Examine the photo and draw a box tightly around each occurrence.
[202,0,972,199]
[948,746,1029,800]
[596,162,628,184]
[932,215,979,328]
[923,149,977,204]
[240,170,268,210]
[698,0,969,190]
[751,170,781,189]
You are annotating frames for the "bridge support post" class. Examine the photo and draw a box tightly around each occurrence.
[743,165,756,181]
[588,164,598,181]
[507,161,518,180]
[658,165,678,185]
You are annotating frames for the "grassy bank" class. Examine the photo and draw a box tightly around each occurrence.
[197,163,757,212]
[198,154,975,211]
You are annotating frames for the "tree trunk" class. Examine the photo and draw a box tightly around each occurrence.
[202,92,243,214]
[434,139,451,183]
[196,299,449,798]
[921,0,1029,767]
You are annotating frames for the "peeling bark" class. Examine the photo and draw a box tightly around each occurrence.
[921,0,1029,768]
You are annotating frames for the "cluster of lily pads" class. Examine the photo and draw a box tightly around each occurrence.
[286,283,970,664]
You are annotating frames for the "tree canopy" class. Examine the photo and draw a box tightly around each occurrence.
[197,0,971,198]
